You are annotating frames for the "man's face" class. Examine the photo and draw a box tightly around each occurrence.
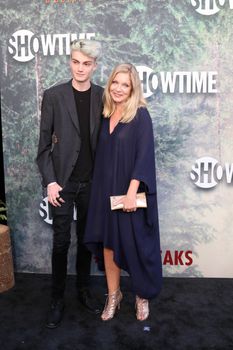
[70,50,97,84]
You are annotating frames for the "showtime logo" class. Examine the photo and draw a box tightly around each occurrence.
[191,0,233,15]
[190,157,233,188]
[8,30,95,62]
[136,67,217,98]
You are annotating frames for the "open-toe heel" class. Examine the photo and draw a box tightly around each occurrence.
[135,295,149,321]
[101,288,123,321]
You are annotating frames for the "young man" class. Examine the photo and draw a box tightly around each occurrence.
[37,40,103,328]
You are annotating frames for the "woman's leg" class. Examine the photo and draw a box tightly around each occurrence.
[101,248,122,321]
[104,248,121,293]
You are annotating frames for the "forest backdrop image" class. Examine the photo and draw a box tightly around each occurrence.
[1,0,233,277]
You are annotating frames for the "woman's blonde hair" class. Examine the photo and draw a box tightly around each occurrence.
[103,63,146,123]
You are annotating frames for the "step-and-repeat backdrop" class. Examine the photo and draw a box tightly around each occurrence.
[1,0,233,277]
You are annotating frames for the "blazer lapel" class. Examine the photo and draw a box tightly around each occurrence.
[90,83,100,137]
[63,80,80,135]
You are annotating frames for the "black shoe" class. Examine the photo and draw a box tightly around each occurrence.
[46,299,65,329]
[78,288,101,315]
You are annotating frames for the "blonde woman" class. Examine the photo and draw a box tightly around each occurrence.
[84,63,162,321]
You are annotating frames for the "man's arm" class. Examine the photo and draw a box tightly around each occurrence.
[36,90,57,186]
[36,90,64,206]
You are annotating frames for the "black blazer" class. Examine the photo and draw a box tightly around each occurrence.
[36,80,103,187]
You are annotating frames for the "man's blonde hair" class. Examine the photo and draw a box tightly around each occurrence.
[70,39,101,60]
[103,63,146,123]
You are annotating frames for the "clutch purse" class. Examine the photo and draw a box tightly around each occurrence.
[110,192,147,210]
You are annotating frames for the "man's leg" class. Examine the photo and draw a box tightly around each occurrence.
[46,181,78,328]
[51,213,73,300]
[75,182,92,288]
[75,182,101,314]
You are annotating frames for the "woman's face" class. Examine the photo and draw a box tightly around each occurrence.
[110,72,132,105]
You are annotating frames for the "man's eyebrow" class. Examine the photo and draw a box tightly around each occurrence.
[71,59,93,63]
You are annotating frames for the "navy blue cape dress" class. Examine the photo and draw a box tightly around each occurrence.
[84,107,162,299]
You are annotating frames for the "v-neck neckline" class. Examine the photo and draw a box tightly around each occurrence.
[109,118,121,135]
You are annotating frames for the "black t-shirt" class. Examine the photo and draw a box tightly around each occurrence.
[70,86,93,182]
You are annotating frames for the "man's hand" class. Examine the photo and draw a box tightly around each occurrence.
[47,182,65,207]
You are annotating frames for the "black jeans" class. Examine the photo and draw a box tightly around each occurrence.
[51,180,92,299]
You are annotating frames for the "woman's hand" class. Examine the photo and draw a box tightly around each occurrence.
[122,194,137,212]
[121,179,140,212]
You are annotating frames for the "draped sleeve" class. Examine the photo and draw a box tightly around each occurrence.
[131,107,159,228]
[132,107,157,194]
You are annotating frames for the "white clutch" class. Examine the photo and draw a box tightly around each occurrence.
[110,192,147,210]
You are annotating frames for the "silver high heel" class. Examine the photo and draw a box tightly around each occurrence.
[101,288,123,321]
[135,295,149,321]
